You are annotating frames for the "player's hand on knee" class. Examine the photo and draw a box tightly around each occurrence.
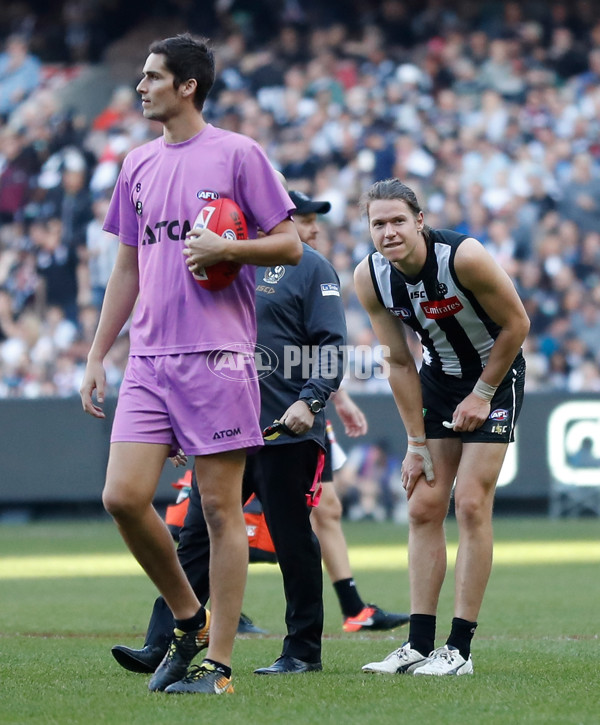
[402,445,435,498]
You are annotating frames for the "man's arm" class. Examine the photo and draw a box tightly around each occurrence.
[330,388,368,437]
[280,256,347,436]
[354,258,433,497]
[80,242,139,418]
[183,218,302,271]
[449,238,530,432]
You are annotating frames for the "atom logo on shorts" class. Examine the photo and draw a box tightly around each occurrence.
[207,343,278,381]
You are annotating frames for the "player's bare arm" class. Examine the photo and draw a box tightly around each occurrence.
[354,258,433,498]
[449,238,530,432]
[184,218,301,270]
[331,388,368,437]
[80,243,139,418]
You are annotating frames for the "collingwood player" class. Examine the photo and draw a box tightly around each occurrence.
[355,179,529,676]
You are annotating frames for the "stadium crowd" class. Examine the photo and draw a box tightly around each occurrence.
[1,0,600,400]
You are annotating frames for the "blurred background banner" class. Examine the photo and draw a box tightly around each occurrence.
[2,392,599,515]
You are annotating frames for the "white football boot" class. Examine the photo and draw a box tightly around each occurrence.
[413,645,473,676]
[362,643,429,674]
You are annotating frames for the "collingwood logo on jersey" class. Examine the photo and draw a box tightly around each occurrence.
[264,266,286,284]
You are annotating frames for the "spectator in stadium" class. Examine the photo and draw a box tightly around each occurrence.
[0,34,41,119]
[32,217,81,323]
[356,179,529,676]
[0,127,31,223]
[110,187,408,677]
[79,33,301,696]
[81,196,118,309]
[338,439,403,522]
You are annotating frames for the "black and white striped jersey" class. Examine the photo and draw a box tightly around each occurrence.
[368,229,501,378]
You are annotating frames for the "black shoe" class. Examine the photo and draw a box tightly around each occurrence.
[237,612,268,635]
[165,663,234,694]
[111,644,166,673]
[254,655,322,675]
[343,604,410,632]
[148,612,210,692]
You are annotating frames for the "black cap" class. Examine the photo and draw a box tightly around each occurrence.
[289,190,331,216]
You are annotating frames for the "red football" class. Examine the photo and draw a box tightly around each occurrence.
[191,197,247,291]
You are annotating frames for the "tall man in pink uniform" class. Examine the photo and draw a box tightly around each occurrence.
[80,33,301,696]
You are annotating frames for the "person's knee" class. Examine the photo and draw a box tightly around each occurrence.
[102,477,150,520]
[408,496,447,528]
[102,487,139,520]
[454,493,491,530]
[314,484,343,524]
[201,494,239,537]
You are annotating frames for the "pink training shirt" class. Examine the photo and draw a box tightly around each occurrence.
[103,124,294,355]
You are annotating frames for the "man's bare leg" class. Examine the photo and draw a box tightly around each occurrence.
[103,441,201,619]
[195,449,248,667]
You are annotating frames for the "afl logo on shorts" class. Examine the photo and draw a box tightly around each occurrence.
[490,409,508,421]
[390,307,412,319]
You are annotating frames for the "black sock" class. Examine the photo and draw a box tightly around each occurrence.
[203,658,232,679]
[333,578,365,617]
[446,617,477,660]
[408,613,436,657]
[174,607,206,633]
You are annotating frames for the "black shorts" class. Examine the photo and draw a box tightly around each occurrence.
[421,353,526,444]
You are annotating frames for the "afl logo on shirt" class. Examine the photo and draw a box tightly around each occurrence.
[197,190,220,201]
[135,201,143,216]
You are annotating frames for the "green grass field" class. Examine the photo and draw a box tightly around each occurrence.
[1,516,599,724]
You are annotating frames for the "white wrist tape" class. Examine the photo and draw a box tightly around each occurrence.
[407,443,434,481]
[472,379,498,403]
[407,435,426,444]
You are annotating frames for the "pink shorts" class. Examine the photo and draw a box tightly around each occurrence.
[111,353,264,456]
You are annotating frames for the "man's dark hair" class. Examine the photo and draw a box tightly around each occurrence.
[360,178,422,219]
[149,33,215,110]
